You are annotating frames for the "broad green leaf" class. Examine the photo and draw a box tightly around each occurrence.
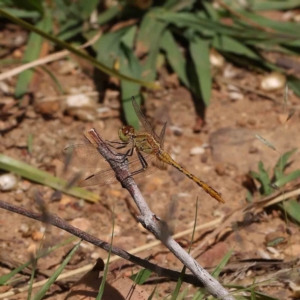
[0,9,158,89]
[280,199,300,223]
[190,36,211,105]
[274,148,297,180]
[79,0,99,18]
[94,28,128,68]
[160,29,189,88]
[250,161,272,196]
[274,170,300,188]
[98,5,121,25]
[119,45,142,128]
[32,241,81,300]
[0,154,99,203]
[137,9,167,82]
[15,13,52,99]
[121,25,137,48]
[213,35,261,60]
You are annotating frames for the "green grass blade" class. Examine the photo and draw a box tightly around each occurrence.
[274,148,297,180]
[97,209,115,299]
[160,29,189,88]
[15,12,52,98]
[249,0,300,11]
[0,7,40,18]
[0,8,158,89]
[130,268,152,285]
[32,241,81,300]
[27,259,37,300]
[190,36,211,105]
[0,154,99,203]
[0,236,76,285]
[39,65,65,94]
[211,250,233,279]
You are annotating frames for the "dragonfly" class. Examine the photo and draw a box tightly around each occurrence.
[60,97,225,203]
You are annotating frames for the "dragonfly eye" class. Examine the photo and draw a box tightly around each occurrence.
[118,125,133,142]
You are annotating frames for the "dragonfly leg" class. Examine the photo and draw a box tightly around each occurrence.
[129,150,148,177]
[106,140,128,150]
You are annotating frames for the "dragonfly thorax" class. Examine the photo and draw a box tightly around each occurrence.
[118,125,136,142]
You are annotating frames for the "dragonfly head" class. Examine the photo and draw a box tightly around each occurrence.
[118,125,135,142]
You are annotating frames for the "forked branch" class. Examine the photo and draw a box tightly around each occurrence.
[86,128,234,300]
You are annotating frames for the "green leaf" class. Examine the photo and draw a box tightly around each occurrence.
[250,0,300,11]
[160,29,189,88]
[274,148,297,180]
[287,76,300,97]
[97,209,115,299]
[213,35,261,60]
[119,44,142,128]
[78,0,99,18]
[0,154,100,203]
[94,28,128,68]
[98,5,120,25]
[11,0,43,14]
[280,199,300,223]
[0,237,76,285]
[250,161,272,196]
[32,241,81,300]
[202,1,219,21]
[15,13,52,99]
[130,268,152,285]
[0,7,40,18]
[274,170,300,188]
[190,36,211,105]
[211,250,233,279]
[0,9,158,89]
[137,10,167,82]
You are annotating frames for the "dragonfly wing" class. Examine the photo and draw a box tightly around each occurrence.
[155,157,167,170]
[78,168,119,187]
[132,97,160,142]
[158,121,167,150]
[79,153,157,187]
[59,143,133,169]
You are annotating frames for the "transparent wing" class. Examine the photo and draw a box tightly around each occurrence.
[158,121,167,150]
[58,142,132,169]
[78,153,157,187]
[132,97,160,142]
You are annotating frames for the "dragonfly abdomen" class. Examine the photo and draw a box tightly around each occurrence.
[161,153,225,203]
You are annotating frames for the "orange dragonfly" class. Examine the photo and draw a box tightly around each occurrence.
[60,97,224,203]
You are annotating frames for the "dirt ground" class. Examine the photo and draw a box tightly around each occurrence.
[1,22,300,300]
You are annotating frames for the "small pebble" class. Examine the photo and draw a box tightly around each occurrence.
[0,173,18,191]
[190,146,205,156]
